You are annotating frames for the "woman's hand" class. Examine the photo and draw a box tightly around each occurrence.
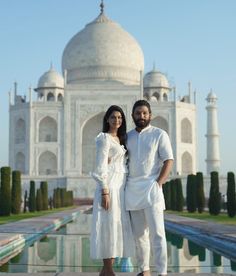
[101,194,110,210]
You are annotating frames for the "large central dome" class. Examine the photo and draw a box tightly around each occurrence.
[62,11,144,85]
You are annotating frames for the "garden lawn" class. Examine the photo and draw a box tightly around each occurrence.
[0,206,76,225]
[166,210,236,225]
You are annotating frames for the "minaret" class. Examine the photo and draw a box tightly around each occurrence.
[205,90,220,174]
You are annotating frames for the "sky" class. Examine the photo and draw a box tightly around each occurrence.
[0,0,235,175]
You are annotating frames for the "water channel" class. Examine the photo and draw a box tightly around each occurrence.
[0,212,236,274]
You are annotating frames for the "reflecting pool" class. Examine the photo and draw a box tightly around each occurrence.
[0,212,236,274]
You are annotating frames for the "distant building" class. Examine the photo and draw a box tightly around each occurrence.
[8,4,220,197]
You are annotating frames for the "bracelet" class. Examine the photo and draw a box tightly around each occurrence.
[102,193,109,196]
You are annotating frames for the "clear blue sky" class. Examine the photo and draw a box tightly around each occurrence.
[0,0,235,175]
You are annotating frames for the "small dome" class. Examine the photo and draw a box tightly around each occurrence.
[37,67,64,89]
[62,12,144,85]
[207,90,217,100]
[144,69,170,89]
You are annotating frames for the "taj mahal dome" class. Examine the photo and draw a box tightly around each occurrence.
[8,3,221,197]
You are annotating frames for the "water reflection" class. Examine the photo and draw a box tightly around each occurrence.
[0,212,236,274]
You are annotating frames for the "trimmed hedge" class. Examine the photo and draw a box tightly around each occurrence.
[11,171,22,214]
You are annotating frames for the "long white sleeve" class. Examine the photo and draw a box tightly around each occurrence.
[91,132,110,189]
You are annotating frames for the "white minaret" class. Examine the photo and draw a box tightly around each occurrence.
[205,90,220,174]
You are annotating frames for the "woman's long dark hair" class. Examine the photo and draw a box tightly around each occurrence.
[103,105,127,147]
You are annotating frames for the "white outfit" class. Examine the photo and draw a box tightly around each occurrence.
[125,125,173,274]
[90,132,134,259]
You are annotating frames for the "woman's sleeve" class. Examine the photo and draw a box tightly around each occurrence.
[91,132,110,189]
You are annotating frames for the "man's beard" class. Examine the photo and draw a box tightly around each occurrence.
[134,118,151,129]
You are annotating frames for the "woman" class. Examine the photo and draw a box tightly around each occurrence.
[90,105,134,276]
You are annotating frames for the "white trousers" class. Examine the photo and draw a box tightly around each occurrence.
[130,204,167,274]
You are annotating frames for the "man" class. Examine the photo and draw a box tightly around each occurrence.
[125,100,173,276]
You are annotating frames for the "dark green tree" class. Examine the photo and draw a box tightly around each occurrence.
[28,181,36,212]
[208,171,221,215]
[186,174,197,213]
[0,167,11,216]
[196,172,205,213]
[36,188,42,211]
[170,179,177,211]
[175,178,184,212]
[227,172,236,217]
[11,171,22,214]
[163,181,171,210]
[40,181,48,210]
[23,190,28,213]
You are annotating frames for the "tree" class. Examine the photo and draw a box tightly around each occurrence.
[186,174,197,213]
[28,181,36,212]
[175,178,184,212]
[40,181,48,210]
[0,167,11,216]
[36,188,42,211]
[196,172,205,213]
[23,190,28,213]
[170,179,177,211]
[163,181,171,210]
[227,172,236,217]
[11,171,22,214]
[208,171,221,215]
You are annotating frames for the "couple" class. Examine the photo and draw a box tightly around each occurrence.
[90,100,174,276]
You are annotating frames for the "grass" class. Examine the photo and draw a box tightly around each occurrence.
[166,210,236,225]
[0,206,77,225]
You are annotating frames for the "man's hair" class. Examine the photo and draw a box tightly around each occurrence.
[132,99,151,114]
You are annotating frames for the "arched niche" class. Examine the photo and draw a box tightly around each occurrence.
[47,92,55,102]
[38,151,57,175]
[39,116,57,142]
[182,151,193,175]
[15,118,26,144]
[82,112,105,175]
[151,116,169,134]
[181,118,192,143]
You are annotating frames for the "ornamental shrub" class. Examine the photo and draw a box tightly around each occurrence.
[208,171,221,215]
[0,167,11,216]
[36,188,42,211]
[175,178,184,212]
[196,172,205,213]
[40,181,48,210]
[11,171,22,214]
[28,181,36,212]
[227,172,236,217]
[186,174,197,213]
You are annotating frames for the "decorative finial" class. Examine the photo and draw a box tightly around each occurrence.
[153,61,156,71]
[50,62,53,70]
[100,0,104,14]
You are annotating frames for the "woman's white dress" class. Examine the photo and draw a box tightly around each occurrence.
[90,132,134,259]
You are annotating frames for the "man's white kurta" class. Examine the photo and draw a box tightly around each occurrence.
[125,125,173,210]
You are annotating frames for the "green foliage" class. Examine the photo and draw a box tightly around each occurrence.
[23,190,28,213]
[196,172,205,213]
[186,174,197,213]
[40,181,48,210]
[0,167,12,216]
[227,172,236,217]
[36,188,42,211]
[170,179,177,211]
[11,171,22,214]
[163,181,171,210]
[29,181,36,212]
[208,171,221,215]
[175,178,184,212]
